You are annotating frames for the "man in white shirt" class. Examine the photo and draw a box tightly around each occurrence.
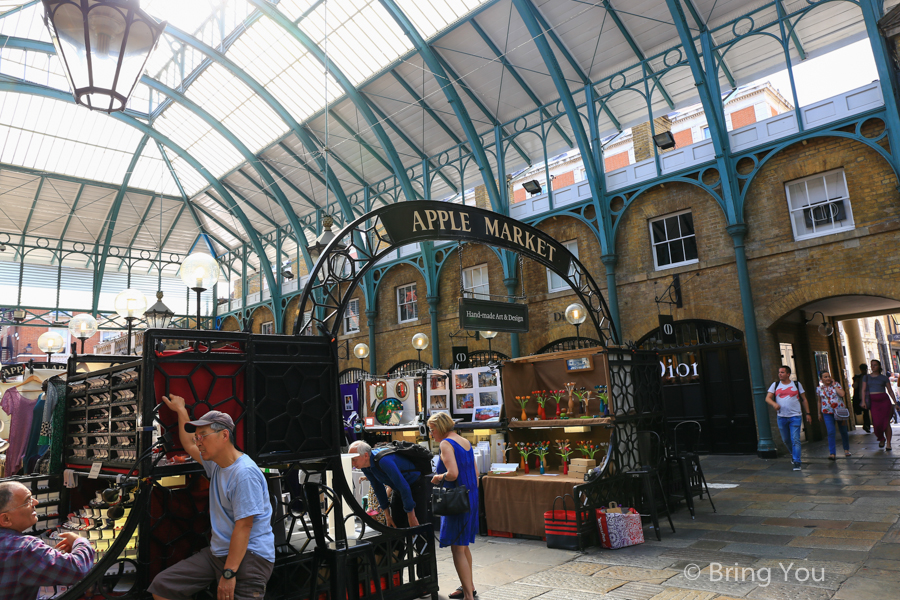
[765,365,812,471]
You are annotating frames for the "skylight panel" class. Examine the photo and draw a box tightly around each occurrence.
[184,62,287,153]
[154,103,244,179]
[393,0,485,39]
[0,93,142,184]
[0,3,48,42]
[130,141,181,195]
[167,155,208,196]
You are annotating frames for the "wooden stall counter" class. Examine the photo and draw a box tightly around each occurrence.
[507,417,613,428]
[482,471,588,538]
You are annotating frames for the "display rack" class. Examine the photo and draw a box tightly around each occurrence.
[65,361,141,469]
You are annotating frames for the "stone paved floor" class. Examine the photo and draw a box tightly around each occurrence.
[434,424,900,599]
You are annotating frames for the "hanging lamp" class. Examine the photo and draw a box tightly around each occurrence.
[41,0,166,113]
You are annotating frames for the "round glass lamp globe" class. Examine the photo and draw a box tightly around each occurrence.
[481,330,498,339]
[411,333,429,351]
[179,253,220,290]
[68,314,98,339]
[114,289,147,320]
[818,323,834,337]
[565,303,587,325]
[37,331,65,354]
[353,343,370,360]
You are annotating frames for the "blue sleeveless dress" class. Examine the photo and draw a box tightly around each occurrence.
[436,438,479,547]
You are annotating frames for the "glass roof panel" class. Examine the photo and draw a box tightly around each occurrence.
[392,0,485,39]
[129,140,182,195]
[153,102,244,187]
[183,62,287,154]
[0,92,143,185]
[225,14,342,122]
[0,3,49,42]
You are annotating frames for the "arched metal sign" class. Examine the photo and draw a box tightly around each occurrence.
[294,201,618,344]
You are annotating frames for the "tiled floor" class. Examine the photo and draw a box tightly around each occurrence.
[434,424,900,599]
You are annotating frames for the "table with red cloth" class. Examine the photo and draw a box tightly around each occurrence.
[482,471,587,538]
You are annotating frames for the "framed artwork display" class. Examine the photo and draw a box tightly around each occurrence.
[450,367,502,418]
[565,356,594,372]
[395,380,409,399]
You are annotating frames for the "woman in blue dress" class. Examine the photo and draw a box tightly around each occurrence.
[428,412,478,600]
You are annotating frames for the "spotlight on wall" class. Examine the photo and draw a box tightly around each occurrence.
[522,180,542,196]
[0,243,6,252]
[653,131,676,150]
[282,269,294,280]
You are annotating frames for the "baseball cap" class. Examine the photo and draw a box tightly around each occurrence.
[184,410,235,433]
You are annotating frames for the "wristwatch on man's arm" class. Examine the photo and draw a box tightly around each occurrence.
[223,568,237,580]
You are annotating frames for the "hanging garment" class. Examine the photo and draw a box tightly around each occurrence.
[0,388,39,475]
[46,378,67,474]
[23,395,46,474]
[38,380,60,446]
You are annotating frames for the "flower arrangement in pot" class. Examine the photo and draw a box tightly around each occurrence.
[556,440,574,475]
[516,442,535,473]
[533,390,548,420]
[533,442,550,475]
[595,384,609,416]
[549,389,566,418]
[514,395,530,421]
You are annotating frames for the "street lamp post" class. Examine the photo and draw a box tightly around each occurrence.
[179,253,219,330]
[481,330,498,357]
[37,331,65,361]
[412,333,429,364]
[114,289,147,355]
[354,342,369,370]
[565,303,587,349]
[68,314,98,354]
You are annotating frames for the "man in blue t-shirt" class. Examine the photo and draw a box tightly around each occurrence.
[150,396,274,600]
[349,441,431,529]
[765,365,812,471]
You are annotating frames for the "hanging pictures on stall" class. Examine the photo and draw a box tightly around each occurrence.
[363,379,418,426]
[426,371,450,415]
[452,366,503,420]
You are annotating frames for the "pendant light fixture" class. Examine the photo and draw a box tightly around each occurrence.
[41,0,166,113]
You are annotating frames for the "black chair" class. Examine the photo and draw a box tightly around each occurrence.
[626,430,676,540]
[303,482,384,600]
[669,421,716,519]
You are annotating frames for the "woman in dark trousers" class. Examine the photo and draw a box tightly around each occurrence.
[861,359,900,450]
[428,412,478,600]
[853,364,871,432]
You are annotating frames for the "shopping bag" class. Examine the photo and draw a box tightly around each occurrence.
[543,494,593,551]
[597,504,644,549]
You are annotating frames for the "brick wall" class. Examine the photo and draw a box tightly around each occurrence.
[730,105,757,130]
[552,171,574,190]
[604,151,629,172]
[673,129,694,149]
[632,116,673,162]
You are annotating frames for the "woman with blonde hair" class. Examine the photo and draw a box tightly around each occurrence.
[427,412,478,600]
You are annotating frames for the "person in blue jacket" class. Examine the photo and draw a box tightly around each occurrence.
[349,441,431,529]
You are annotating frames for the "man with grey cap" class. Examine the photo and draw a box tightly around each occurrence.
[149,395,274,600]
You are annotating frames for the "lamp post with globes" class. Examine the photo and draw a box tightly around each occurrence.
[114,289,147,355]
[37,331,65,361]
[179,253,219,330]
[68,314,98,354]
[565,303,587,349]
[412,333,429,364]
[354,343,369,370]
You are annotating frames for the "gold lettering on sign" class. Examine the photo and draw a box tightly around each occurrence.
[437,210,450,230]
[512,226,523,247]
[500,223,512,242]
[449,211,461,231]
[425,210,439,230]
[524,231,536,253]
[485,217,499,237]
[412,211,427,232]
[460,213,471,232]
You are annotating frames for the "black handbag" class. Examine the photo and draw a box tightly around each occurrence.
[432,483,470,516]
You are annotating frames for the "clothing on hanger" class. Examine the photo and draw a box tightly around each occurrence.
[23,393,46,474]
[0,387,40,475]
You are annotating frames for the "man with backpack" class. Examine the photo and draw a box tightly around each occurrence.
[349,440,433,529]
[765,365,812,471]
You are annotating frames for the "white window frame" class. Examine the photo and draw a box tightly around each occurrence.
[463,264,490,300]
[344,298,360,334]
[397,283,418,323]
[260,321,274,335]
[649,210,699,271]
[547,240,579,292]
[784,168,854,241]
[701,126,711,139]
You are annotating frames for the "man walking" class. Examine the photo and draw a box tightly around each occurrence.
[766,365,812,471]
[852,363,871,432]
[150,396,274,600]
